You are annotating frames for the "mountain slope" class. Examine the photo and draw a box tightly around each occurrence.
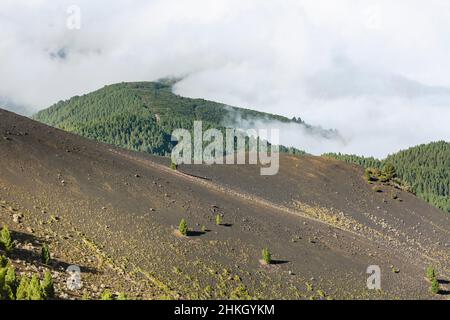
[324,141,450,213]
[33,81,340,156]
[1,109,450,299]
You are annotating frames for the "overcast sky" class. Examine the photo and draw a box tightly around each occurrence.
[1,0,450,157]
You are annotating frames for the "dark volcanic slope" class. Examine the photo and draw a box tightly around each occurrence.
[1,109,449,299]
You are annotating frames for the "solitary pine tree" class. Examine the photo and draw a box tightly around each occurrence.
[41,243,51,265]
[262,248,271,265]
[179,219,188,236]
[216,214,222,226]
[430,278,440,294]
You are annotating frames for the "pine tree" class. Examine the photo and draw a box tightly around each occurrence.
[41,271,54,299]
[28,275,44,300]
[430,277,440,294]
[5,265,17,297]
[16,276,30,300]
[41,243,51,265]
[0,225,14,252]
[215,214,222,226]
[426,266,436,282]
[178,219,188,236]
[0,268,14,300]
[262,248,271,265]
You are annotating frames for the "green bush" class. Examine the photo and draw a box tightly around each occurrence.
[426,266,436,282]
[170,162,178,170]
[117,292,128,300]
[16,276,30,300]
[262,248,271,265]
[0,225,14,252]
[101,289,114,300]
[382,163,396,180]
[0,255,7,268]
[41,243,51,265]
[215,214,222,226]
[178,219,188,236]
[430,277,440,294]
[41,271,54,299]
[5,265,17,297]
[28,275,43,300]
[0,267,14,300]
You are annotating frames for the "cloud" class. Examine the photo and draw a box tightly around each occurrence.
[0,0,449,157]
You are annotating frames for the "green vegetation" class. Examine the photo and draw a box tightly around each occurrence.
[426,266,436,282]
[0,225,14,252]
[178,219,188,236]
[0,255,7,268]
[28,275,44,300]
[324,141,450,213]
[170,162,178,170]
[215,214,222,226]
[33,81,320,159]
[430,278,440,294]
[426,266,441,295]
[117,292,128,300]
[41,271,54,299]
[16,276,30,300]
[262,248,271,265]
[364,164,398,183]
[0,253,55,300]
[100,289,114,300]
[41,243,51,265]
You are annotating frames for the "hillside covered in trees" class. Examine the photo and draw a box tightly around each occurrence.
[33,81,339,157]
[323,141,450,213]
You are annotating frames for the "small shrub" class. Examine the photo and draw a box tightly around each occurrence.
[41,244,51,265]
[430,277,440,294]
[41,271,54,299]
[16,276,30,300]
[262,248,271,265]
[0,225,14,252]
[170,162,178,170]
[117,292,128,300]
[5,265,17,297]
[426,265,436,282]
[215,214,222,226]
[28,275,43,300]
[178,219,188,236]
[101,289,114,300]
[0,268,14,300]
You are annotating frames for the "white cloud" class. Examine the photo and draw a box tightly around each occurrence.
[0,0,449,157]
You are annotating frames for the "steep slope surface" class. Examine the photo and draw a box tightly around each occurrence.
[1,109,449,299]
